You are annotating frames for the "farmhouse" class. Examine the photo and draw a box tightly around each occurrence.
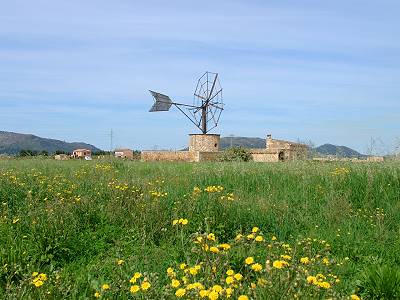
[114,148,134,159]
[142,133,308,163]
[250,135,308,162]
[72,149,91,159]
[54,154,69,160]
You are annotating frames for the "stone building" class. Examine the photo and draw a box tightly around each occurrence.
[250,135,308,162]
[72,149,92,159]
[141,134,220,162]
[114,148,134,159]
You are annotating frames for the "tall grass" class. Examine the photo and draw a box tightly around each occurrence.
[0,158,399,299]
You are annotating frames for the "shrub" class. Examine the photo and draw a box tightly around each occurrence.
[218,147,252,162]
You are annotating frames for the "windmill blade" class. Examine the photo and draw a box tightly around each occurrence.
[149,90,173,112]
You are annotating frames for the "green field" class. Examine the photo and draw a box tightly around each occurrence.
[1,159,399,299]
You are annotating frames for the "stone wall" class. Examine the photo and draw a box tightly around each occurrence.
[189,134,220,152]
[141,151,197,162]
[251,152,279,162]
[141,151,219,162]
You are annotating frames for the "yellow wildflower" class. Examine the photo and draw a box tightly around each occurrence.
[307,276,317,284]
[317,281,331,289]
[207,233,216,241]
[101,284,110,290]
[245,257,254,265]
[272,235,277,241]
[255,235,264,242]
[235,234,243,241]
[130,285,140,293]
[171,279,180,288]
[226,276,235,284]
[281,255,292,260]
[117,259,124,265]
[141,281,151,291]
[199,289,209,298]
[212,285,223,293]
[272,260,288,269]
[175,288,186,297]
[251,263,263,272]
[226,287,233,297]
[173,219,179,225]
[246,234,255,240]
[219,243,231,250]
[252,227,259,233]
[234,273,243,281]
[300,257,310,264]
[210,246,220,253]
[94,291,101,298]
[226,269,234,276]
[208,290,219,300]
[238,296,249,300]
[350,295,361,300]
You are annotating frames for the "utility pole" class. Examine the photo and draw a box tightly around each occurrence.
[109,129,113,158]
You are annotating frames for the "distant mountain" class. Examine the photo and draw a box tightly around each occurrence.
[220,136,265,149]
[0,131,101,155]
[314,144,365,158]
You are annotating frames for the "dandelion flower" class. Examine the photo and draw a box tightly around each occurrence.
[252,227,259,233]
[117,259,124,266]
[171,279,180,288]
[175,288,186,297]
[255,235,264,242]
[226,276,235,284]
[273,260,288,269]
[351,295,361,300]
[101,284,110,290]
[234,273,243,281]
[199,289,209,298]
[94,291,101,298]
[130,285,140,293]
[300,257,310,264]
[207,233,216,241]
[245,257,254,265]
[226,269,234,276]
[141,281,151,291]
[210,246,219,253]
[251,263,263,272]
[238,295,249,300]
[208,290,219,300]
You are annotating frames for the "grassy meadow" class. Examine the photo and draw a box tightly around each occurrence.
[0,159,399,299]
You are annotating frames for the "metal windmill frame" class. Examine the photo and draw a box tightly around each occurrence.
[149,71,223,134]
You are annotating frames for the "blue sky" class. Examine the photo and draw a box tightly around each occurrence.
[1,0,399,153]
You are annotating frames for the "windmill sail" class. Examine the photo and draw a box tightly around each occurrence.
[149,90,173,112]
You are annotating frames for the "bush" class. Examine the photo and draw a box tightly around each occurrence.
[218,147,252,162]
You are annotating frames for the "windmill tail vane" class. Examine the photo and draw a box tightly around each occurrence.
[148,71,224,134]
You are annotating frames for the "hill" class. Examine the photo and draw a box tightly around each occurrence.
[0,131,101,155]
[220,136,265,149]
[315,143,365,158]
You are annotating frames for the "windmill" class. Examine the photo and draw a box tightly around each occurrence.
[149,71,223,134]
